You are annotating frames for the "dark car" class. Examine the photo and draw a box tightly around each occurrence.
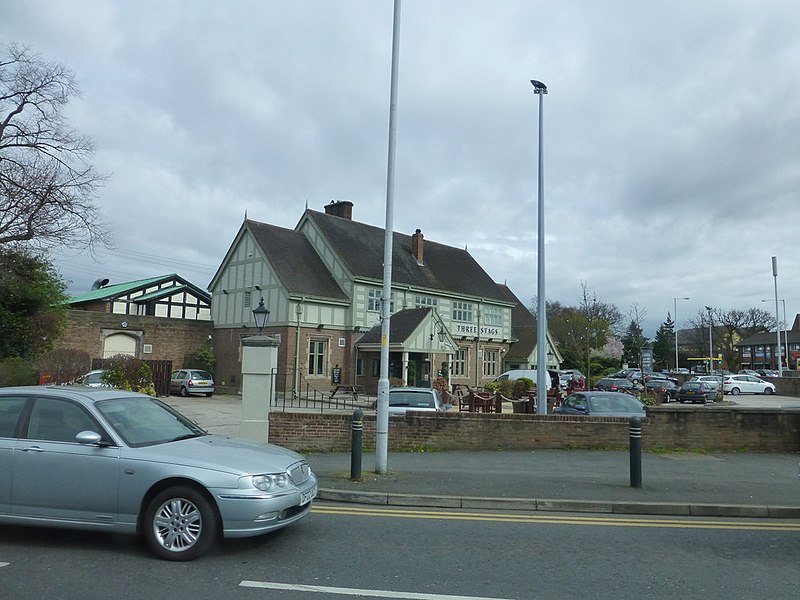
[646,378,679,402]
[553,391,646,418]
[677,381,718,404]
[595,377,636,392]
[644,372,679,385]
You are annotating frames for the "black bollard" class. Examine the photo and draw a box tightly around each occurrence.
[350,408,363,480]
[629,416,642,488]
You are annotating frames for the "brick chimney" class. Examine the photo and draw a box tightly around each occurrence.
[323,200,353,220]
[411,229,424,265]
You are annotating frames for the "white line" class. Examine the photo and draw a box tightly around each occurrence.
[0,562,9,568]
[239,580,516,600]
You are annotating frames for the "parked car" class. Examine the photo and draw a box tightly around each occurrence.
[644,372,679,385]
[689,375,723,391]
[757,369,781,378]
[610,369,643,384]
[75,369,109,387]
[388,387,451,415]
[723,375,776,395]
[170,368,215,397]
[494,369,551,390]
[595,377,636,393]
[553,391,646,418]
[738,369,761,377]
[677,381,718,404]
[0,386,317,560]
[645,378,679,402]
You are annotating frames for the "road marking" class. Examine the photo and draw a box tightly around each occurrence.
[0,562,9,568]
[312,504,800,532]
[239,580,515,599]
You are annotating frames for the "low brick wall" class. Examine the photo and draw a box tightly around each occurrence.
[269,406,800,453]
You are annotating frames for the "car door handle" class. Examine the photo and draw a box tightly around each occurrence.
[21,446,44,452]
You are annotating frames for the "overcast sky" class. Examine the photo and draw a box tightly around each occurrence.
[4,0,799,337]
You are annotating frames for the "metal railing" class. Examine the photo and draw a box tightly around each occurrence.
[269,369,374,414]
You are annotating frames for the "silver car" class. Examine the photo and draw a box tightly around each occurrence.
[388,387,450,415]
[0,386,317,560]
[170,368,215,397]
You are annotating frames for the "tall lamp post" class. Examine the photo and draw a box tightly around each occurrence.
[705,306,714,374]
[771,256,783,377]
[530,78,548,414]
[673,297,690,371]
[762,298,787,372]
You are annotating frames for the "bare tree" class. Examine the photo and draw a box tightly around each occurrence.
[0,43,109,250]
[686,307,774,370]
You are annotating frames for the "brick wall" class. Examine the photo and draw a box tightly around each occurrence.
[61,310,212,370]
[267,407,800,453]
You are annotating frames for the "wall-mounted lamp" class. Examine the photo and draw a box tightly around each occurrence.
[252,297,270,334]
[222,289,228,295]
[354,326,362,333]
[254,285,261,291]
[317,324,325,329]
[437,326,446,342]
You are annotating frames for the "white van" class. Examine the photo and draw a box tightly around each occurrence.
[494,369,551,390]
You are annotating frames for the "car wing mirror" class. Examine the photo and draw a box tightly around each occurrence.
[75,430,103,445]
[575,404,587,412]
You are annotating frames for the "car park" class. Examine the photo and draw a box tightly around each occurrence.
[677,381,718,404]
[595,377,637,392]
[723,375,776,395]
[388,387,451,415]
[0,386,317,560]
[553,391,646,418]
[170,368,215,397]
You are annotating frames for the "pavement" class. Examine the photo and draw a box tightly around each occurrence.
[163,394,800,519]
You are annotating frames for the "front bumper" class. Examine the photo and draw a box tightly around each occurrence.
[214,473,318,538]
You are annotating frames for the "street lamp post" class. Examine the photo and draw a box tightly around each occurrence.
[674,297,690,372]
[705,306,713,374]
[771,257,783,377]
[530,78,547,414]
[762,298,787,372]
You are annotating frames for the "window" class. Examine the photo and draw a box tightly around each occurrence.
[308,339,328,376]
[415,295,438,308]
[483,350,498,377]
[484,306,502,326]
[28,398,99,443]
[356,358,364,376]
[368,289,394,313]
[0,396,26,438]
[452,301,473,322]
[452,348,467,377]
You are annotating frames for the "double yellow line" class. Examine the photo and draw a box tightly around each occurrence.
[312,503,800,532]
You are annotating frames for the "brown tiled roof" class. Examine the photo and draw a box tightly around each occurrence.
[304,210,508,302]
[357,308,432,344]
[246,220,348,300]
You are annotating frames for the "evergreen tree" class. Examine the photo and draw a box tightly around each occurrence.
[652,313,675,370]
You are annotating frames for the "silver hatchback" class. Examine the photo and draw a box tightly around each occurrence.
[170,368,215,397]
[0,386,317,560]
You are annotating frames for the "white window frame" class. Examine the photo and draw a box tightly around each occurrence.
[452,301,473,322]
[452,347,468,377]
[308,339,328,376]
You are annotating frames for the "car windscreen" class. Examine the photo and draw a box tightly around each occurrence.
[389,391,435,408]
[589,394,641,413]
[96,396,206,447]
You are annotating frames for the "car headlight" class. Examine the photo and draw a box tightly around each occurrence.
[251,473,290,492]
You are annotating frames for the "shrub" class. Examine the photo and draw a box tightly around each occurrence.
[0,357,36,386]
[36,348,91,384]
[102,355,156,396]
[183,344,215,375]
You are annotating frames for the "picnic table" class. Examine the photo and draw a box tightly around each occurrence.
[330,384,364,402]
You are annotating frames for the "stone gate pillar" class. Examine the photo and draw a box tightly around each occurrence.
[240,335,279,443]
